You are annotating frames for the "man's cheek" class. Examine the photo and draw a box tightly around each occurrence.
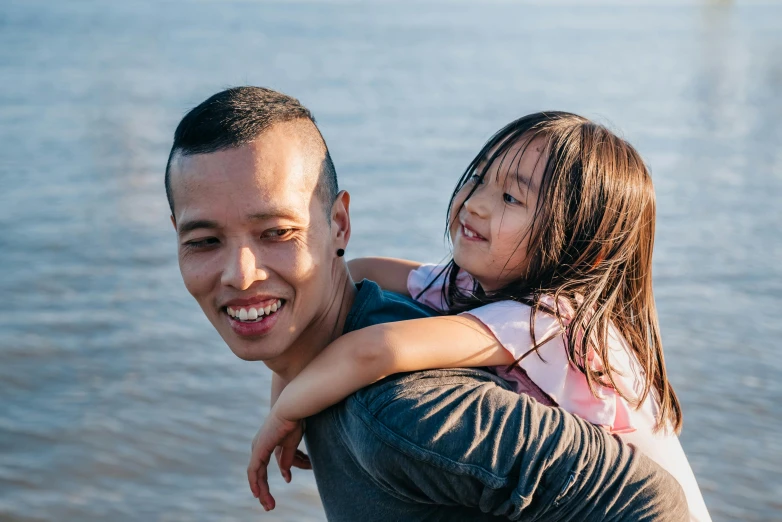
[179,257,211,299]
[181,269,202,298]
[280,240,320,280]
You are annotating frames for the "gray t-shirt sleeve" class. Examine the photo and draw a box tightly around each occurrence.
[340,368,688,521]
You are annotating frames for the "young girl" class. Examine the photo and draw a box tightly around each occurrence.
[248,112,710,520]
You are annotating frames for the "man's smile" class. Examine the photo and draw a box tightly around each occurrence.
[220,296,288,337]
[225,301,286,337]
[226,298,285,322]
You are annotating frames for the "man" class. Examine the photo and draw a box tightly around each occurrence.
[165,86,688,521]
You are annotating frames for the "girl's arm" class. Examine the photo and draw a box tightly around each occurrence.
[347,257,422,296]
[248,314,515,507]
[270,372,286,407]
[274,315,515,422]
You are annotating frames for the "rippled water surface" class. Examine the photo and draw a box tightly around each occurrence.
[1,1,780,520]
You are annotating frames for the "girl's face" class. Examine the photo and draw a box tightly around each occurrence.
[449,137,547,292]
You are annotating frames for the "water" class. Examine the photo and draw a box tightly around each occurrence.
[1,1,780,520]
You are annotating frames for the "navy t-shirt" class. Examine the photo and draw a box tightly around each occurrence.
[342,279,437,334]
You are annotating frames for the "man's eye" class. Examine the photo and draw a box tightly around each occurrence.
[262,228,294,239]
[503,193,521,205]
[185,237,219,249]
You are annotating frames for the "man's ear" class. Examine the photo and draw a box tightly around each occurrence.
[170,215,177,231]
[331,190,351,250]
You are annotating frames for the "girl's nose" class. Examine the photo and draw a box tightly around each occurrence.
[222,246,269,290]
[464,189,490,218]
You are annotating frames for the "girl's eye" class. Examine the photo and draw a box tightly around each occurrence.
[503,193,521,205]
[468,174,484,185]
[262,228,294,240]
[185,237,219,249]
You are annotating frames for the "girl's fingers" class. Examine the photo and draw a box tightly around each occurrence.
[291,450,312,470]
[274,446,283,468]
[257,473,276,512]
[247,445,275,510]
[254,463,276,511]
[247,418,303,506]
[279,445,296,483]
[247,459,260,499]
[274,445,291,481]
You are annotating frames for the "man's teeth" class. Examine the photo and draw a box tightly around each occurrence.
[226,300,284,322]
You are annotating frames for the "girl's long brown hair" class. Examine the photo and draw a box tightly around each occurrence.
[427,111,682,432]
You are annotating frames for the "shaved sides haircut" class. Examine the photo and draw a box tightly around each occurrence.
[165,86,338,216]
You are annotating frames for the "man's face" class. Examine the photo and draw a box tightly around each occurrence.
[169,123,341,362]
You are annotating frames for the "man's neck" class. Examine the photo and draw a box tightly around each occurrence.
[266,265,357,382]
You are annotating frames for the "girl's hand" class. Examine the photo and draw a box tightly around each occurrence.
[273,421,311,480]
[247,411,307,511]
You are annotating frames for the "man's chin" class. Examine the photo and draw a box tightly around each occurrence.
[225,336,286,362]
[215,322,288,362]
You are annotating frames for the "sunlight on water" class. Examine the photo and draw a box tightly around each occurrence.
[0,1,780,520]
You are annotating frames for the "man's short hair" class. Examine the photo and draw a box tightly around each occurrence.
[164,86,338,216]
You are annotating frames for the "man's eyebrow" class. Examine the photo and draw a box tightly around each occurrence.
[178,211,301,235]
[178,219,219,235]
[247,211,299,222]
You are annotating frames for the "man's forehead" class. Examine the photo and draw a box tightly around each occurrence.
[170,143,318,225]
[171,133,310,182]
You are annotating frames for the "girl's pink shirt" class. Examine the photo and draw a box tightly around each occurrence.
[407,263,640,433]
[408,263,712,522]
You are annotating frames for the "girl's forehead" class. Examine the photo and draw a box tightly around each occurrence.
[479,135,548,190]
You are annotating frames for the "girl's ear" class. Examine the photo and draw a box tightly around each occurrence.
[331,190,351,251]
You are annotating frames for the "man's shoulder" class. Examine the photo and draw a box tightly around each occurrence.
[350,368,512,417]
[345,279,438,333]
[375,288,438,321]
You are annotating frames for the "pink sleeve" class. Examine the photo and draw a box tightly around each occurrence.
[406,263,474,313]
[463,300,639,434]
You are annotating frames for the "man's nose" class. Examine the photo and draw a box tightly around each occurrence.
[222,246,269,290]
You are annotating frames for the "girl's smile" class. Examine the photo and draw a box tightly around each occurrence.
[459,222,487,241]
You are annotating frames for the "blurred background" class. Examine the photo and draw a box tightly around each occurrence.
[1,0,780,520]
